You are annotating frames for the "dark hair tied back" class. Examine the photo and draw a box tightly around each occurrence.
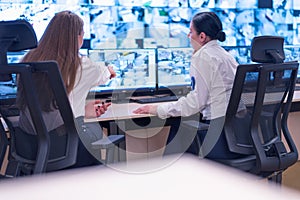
[216,31,226,42]
[192,12,226,42]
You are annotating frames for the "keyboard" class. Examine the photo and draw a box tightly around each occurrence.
[133,95,179,104]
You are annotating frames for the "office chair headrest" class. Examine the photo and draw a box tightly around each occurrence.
[0,20,37,81]
[0,19,37,53]
[250,36,285,64]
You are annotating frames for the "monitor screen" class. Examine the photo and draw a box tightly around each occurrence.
[284,45,300,80]
[88,48,157,97]
[284,45,300,62]
[156,47,193,95]
[229,45,300,84]
[224,46,252,64]
[0,52,26,99]
[1,1,298,50]
[0,4,91,41]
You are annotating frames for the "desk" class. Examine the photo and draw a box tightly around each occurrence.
[85,90,300,161]
[85,102,171,161]
[85,102,160,122]
[85,101,199,162]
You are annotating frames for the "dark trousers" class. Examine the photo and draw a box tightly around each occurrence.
[187,118,244,159]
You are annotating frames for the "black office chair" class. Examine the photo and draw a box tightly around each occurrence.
[0,20,124,177]
[182,36,299,184]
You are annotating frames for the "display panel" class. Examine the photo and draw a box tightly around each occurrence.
[284,45,300,80]
[88,48,157,96]
[224,46,252,64]
[0,0,300,49]
[254,9,294,45]
[284,45,300,62]
[0,52,26,98]
[156,47,193,95]
[0,3,91,41]
[226,45,300,82]
[89,0,115,6]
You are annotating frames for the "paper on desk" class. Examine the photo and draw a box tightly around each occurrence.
[99,103,153,120]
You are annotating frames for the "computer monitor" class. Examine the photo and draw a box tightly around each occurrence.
[88,48,157,99]
[284,45,300,62]
[224,46,252,64]
[156,47,193,96]
[156,46,252,97]
[0,4,91,42]
[284,45,300,81]
[0,51,27,99]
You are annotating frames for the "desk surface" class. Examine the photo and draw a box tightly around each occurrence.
[85,102,170,122]
[293,90,300,102]
[85,90,300,123]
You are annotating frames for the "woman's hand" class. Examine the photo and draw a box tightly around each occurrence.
[133,105,158,115]
[107,66,117,79]
[85,100,111,118]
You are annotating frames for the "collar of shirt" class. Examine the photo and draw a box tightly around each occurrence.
[192,40,219,58]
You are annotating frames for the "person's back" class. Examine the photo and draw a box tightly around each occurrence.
[17,11,115,167]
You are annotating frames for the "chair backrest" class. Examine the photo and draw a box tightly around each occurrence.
[224,36,298,173]
[0,20,78,175]
[0,20,37,81]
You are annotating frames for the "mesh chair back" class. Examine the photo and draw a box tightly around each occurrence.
[224,36,298,173]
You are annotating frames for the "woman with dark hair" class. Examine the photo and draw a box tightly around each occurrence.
[17,11,116,167]
[134,12,239,158]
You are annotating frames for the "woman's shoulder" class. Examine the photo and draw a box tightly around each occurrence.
[81,55,98,69]
[80,55,90,64]
[80,55,107,77]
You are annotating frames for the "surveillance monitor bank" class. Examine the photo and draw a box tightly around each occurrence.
[156,47,193,96]
[87,48,157,101]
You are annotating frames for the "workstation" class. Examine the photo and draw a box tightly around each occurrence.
[87,90,300,162]
[1,0,300,198]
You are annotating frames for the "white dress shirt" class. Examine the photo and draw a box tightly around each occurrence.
[157,40,238,120]
[69,56,111,118]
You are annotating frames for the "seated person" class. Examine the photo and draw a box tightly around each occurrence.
[134,11,242,159]
[16,10,116,168]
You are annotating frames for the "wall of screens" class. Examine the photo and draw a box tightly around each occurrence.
[0,52,27,98]
[1,0,300,49]
[2,0,300,98]
[88,48,157,96]
[157,47,192,89]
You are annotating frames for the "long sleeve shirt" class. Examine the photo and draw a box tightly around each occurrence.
[157,40,238,120]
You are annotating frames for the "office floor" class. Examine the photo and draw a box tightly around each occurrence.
[283,161,300,191]
[1,154,300,194]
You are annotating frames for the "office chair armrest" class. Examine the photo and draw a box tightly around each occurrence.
[92,135,125,149]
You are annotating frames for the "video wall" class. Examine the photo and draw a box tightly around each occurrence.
[2,0,300,97]
[88,48,157,94]
[1,0,300,49]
